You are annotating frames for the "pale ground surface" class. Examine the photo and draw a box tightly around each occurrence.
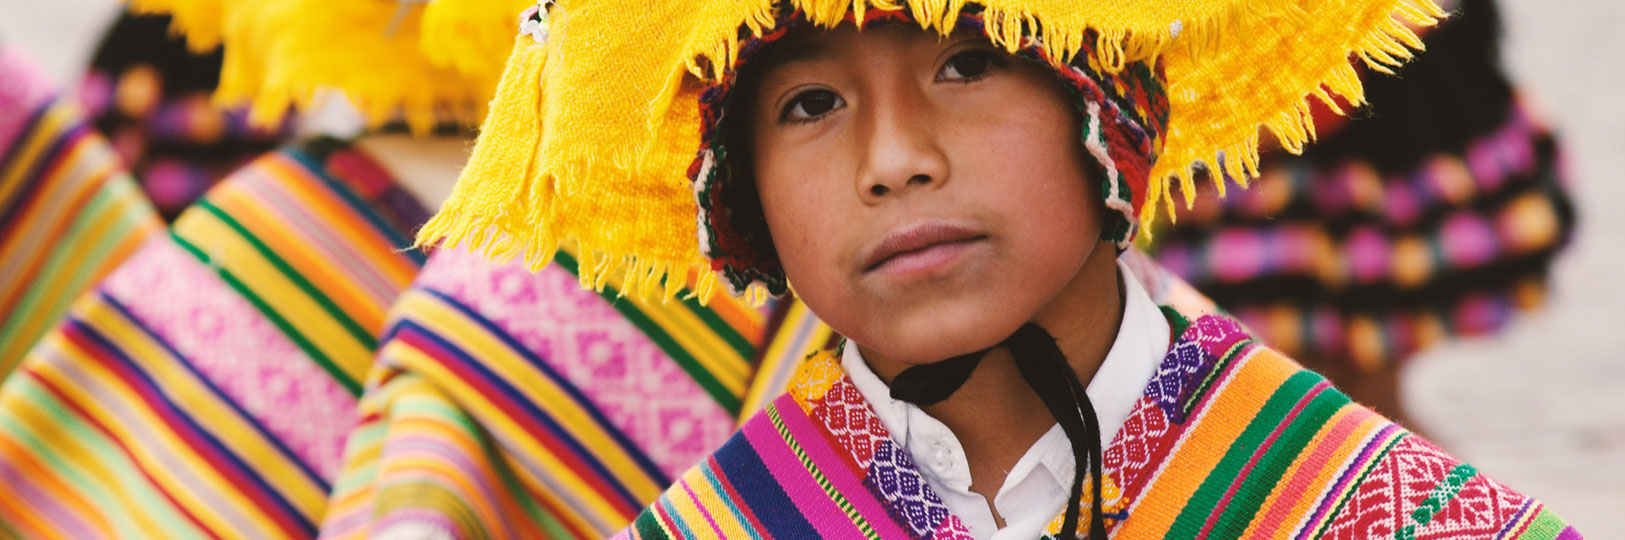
[2,0,1621,535]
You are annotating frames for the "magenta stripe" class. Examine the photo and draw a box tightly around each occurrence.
[1294,423,1403,540]
[1197,380,1332,538]
[680,477,728,537]
[739,402,863,539]
[772,397,912,539]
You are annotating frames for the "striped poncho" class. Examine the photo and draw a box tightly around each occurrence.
[0,137,427,539]
[316,247,835,539]
[618,311,1582,539]
[0,45,163,367]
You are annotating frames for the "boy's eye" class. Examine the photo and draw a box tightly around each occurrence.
[780,89,845,123]
[938,50,1000,82]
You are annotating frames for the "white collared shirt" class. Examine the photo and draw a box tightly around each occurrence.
[842,259,1171,540]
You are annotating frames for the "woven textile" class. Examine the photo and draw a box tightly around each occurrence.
[1147,0,1575,368]
[0,138,425,539]
[318,246,772,540]
[615,310,1582,539]
[0,45,163,369]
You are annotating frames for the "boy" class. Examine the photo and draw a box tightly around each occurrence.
[421,0,1582,538]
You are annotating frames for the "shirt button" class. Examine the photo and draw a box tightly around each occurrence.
[932,445,952,470]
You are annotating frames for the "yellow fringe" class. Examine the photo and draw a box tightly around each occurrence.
[1137,0,1444,235]
[418,0,1442,304]
[139,0,528,130]
[126,0,225,52]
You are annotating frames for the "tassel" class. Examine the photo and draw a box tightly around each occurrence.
[416,35,550,263]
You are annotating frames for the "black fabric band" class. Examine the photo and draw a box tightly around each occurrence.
[888,324,1108,539]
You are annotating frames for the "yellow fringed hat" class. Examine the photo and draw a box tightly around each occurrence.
[419,0,1445,302]
[128,0,532,131]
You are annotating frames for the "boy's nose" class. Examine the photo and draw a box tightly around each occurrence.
[854,96,948,202]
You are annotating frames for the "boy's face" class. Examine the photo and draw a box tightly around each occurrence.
[744,24,1107,366]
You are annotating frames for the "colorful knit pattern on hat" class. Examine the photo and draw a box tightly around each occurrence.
[690,6,1169,295]
[417,0,1445,303]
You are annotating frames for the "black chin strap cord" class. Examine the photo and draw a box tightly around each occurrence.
[888,324,1108,540]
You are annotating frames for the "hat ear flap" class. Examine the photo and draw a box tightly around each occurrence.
[417,33,556,269]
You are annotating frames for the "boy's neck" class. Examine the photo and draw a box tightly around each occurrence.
[867,242,1125,516]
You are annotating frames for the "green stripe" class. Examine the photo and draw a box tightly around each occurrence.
[193,200,379,351]
[2,371,202,537]
[768,404,880,540]
[170,232,363,396]
[1163,370,1325,538]
[1515,508,1573,540]
[1396,463,1478,540]
[0,178,144,362]
[679,292,756,360]
[633,504,672,540]
[553,252,740,413]
[1210,379,1351,539]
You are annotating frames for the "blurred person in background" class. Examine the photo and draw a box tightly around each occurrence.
[0,37,163,368]
[1144,0,1575,428]
[79,11,293,220]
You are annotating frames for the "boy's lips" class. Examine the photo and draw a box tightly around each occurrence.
[861,222,989,276]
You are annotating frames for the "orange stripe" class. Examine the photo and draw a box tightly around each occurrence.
[0,194,156,366]
[1114,350,1299,539]
[0,145,115,313]
[207,188,389,330]
[254,156,419,285]
[0,426,115,538]
[1239,404,1385,540]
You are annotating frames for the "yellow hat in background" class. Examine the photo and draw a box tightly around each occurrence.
[128,0,531,131]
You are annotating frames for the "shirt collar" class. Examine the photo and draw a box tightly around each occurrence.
[841,256,1171,498]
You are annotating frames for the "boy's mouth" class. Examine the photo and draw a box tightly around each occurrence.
[861,222,988,276]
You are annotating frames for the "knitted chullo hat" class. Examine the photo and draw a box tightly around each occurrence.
[418,0,1446,303]
[127,0,532,132]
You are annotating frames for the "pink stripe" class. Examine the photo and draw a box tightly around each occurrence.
[738,399,863,539]
[681,477,728,537]
[1294,423,1403,540]
[1243,406,1371,539]
[773,396,912,539]
[1196,380,1332,538]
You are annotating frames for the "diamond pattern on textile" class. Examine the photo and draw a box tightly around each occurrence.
[866,439,952,540]
[1103,396,1172,499]
[102,237,358,480]
[932,514,975,540]
[1149,315,1253,423]
[809,376,889,467]
[409,248,734,478]
[1414,454,1535,539]
[1320,435,1477,540]
[1150,336,1209,423]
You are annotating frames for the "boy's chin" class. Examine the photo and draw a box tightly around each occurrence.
[859,310,1028,367]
